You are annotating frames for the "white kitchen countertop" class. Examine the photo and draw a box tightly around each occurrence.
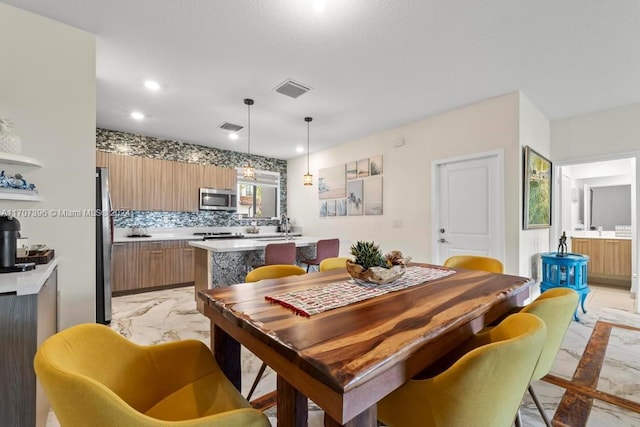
[113,226,302,243]
[189,236,321,253]
[0,258,58,296]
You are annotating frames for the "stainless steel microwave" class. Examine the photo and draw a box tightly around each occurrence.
[199,188,237,211]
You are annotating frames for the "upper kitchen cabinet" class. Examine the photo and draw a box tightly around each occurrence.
[97,152,142,210]
[96,151,236,212]
[0,152,43,201]
[201,164,237,192]
[173,161,201,212]
[141,157,173,211]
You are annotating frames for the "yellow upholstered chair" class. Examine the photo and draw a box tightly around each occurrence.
[319,256,350,272]
[244,264,306,400]
[302,238,340,272]
[517,288,579,426]
[245,264,306,283]
[34,323,270,427]
[377,313,546,427]
[443,255,504,273]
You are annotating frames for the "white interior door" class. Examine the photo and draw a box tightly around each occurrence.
[435,153,504,264]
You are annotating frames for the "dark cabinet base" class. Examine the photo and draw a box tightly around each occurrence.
[0,267,57,427]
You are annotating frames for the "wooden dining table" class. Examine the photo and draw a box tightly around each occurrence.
[198,263,533,427]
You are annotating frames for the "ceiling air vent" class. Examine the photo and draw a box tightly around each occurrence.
[218,122,243,132]
[274,79,312,98]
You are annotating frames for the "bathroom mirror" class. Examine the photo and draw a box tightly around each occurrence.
[585,184,631,231]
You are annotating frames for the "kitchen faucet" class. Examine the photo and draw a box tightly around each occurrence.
[282,216,290,241]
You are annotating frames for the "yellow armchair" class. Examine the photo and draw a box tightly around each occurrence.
[245,264,306,283]
[34,323,270,426]
[519,288,579,425]
[319,257,350,272]
[377,313,546,427]
[443,255,504,273]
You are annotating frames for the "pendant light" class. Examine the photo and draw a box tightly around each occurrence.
[303,116,313,186]
[243,98,256,180]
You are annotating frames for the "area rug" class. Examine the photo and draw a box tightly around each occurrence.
[527,306,640,427]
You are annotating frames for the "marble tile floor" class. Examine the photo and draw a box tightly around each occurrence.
[47,283,639,426]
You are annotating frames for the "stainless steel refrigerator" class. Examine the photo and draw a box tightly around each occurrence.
[96,167,112,324]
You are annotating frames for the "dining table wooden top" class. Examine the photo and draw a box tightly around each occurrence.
[199,263,533,426]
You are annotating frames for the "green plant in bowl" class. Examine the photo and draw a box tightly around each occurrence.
[346,241,408,285]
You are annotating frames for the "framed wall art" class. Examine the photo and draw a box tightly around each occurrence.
[523,146,552,229]
[319,164,346,199]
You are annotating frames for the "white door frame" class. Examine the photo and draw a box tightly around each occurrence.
[431,149,505,264]
[551,151,639,313]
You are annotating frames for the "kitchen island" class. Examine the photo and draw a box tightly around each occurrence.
[190,237,322,311]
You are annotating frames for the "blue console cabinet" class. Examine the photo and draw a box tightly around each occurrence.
[540,252,589,321]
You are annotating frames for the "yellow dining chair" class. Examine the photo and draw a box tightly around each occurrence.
[34,323,270,427]
[245,264,306,283]
[319,256,350,272]
[377,313,546,427]
[516,288,579,426]
[443,255,504,273]
[244,264,307,400]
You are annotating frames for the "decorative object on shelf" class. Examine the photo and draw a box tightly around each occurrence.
[0,171,37,191]
[303,117,313,186]
[557,231,568,257]
[346,240,409,285]
[243,98,256,180]
[523,146,552,229]
[0,118,22,154]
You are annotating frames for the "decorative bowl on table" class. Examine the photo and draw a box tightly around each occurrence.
[346,241,410,285]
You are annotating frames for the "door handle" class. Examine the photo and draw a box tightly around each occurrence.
[438,238,449,243]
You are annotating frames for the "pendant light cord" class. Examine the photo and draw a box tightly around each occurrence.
[305,116,312,173]
[247,102,251,161]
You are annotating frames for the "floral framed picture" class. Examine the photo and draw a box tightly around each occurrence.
[523,146,552,229]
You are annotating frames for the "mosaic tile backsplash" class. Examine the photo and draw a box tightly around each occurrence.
[96,128,287,228]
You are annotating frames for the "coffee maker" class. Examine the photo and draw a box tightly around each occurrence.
[0,216,35,273]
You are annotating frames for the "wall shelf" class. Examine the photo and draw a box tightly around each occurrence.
[0,189,42,201]
[0,153,43,201]
[0,152,43,168]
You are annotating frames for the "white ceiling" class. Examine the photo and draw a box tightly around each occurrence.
[4,0,640,159]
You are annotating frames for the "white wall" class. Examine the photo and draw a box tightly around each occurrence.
[518,94,551,288]
[0,4,96,329]
[288,92,536,275]
[551,103,640,304]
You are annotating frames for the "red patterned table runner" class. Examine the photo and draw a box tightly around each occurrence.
[265,266,456,317]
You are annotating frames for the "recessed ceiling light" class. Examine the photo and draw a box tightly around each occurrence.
[313,0,325,12]
[296,146,304,153]
[130,111,145,120]
[144,80,160,91]
[229,133,239,140]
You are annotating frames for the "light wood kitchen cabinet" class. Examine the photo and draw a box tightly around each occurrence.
[101,152,143,210]
[141,157,174,211]
[96,151,236,212]
[173,161,202,212]
[112,240,195,295]
[571,237,631,286]
[202,163,237,191]
[111,242,141,293]
[140,243,168,287]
